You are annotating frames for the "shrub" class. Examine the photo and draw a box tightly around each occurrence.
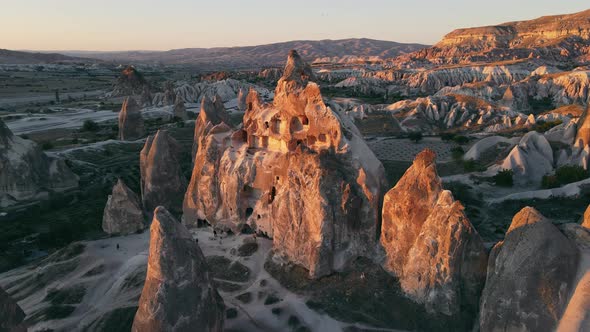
[462,159,485,172]
[541,174,560,189]
[555,165,588,184]
[451,146,465,160]
[440,133,456,142]
[494,169,514,187]
[533,120,562,133]
[453,135,469,145]
[408,131,423,143]
[543,165,589,188]
[82,120,99,132]
[42,141,54,150]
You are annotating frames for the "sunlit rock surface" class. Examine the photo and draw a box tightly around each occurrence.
[132,206,224,332]
[380,149,487,316]
[192,94,230,161]
[479,207,579,332]
[118,97,145,141]
[184,50,387,278]
[102,179,146,235]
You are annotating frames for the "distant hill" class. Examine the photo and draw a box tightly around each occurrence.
[63,38,428,69]
[0,49,90,64]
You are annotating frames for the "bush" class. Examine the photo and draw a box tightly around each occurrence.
[440,133,456,142]
[462,159,485,172]
[543,165,589,188]
[453,135,469,145]
[408,131,423,143]
[541,175,560,189]
[42,141,54,150]
[555,165,588,184]
[82,120,99,132]
[494,169,514,187]
[533,120,562,133]
[451,146,465,160]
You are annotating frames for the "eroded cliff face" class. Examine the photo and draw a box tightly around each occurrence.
[132,206,224,332]
[118,97,145,141]
[479,207,579,332]
[0,119,78,207]
[140,130,187,214]
[184,50,387,278]
[401,9,590,65]
[0,286,26,332]
[380,149,487,316]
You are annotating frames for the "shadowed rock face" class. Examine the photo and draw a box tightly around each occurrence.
[479,207,579,332]
[0,119,78,208]
[173,95,188,121]
[0,286,26,332]
[184,50,387,278]
[140,130,187,214]
[132,206,224,332]
[118,97,145,141]
[102,179,146,235]
[192,94,230,161]
[380,149,487,316]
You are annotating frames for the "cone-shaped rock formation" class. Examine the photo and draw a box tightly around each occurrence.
[380,149,487,316]
[118,97,145,141]
[102,179,146,235]
[132,206,224,332]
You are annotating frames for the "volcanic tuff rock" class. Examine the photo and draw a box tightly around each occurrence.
[156,78,272,106]
[140,130,187,214]
[192,95,230,161]
[574,102,590,149]
[140,85,153,107]
[496,131,554,184]
[0,286,26,332]
[184,50,387,278]
[132,206,224,332]
[479,207,579,332]
[237,87,247,111]
[111,66,150,97]
[102,179,146,235]
[399,9,590,65]
[118,97,145,141]
[584,205,590,229]
[380,149,487,316]
[0,119,78,207]
[173,95,188,120]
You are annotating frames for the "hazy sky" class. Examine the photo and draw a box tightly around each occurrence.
[1,0,588,51]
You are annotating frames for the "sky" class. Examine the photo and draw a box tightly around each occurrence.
[1,0,589,51]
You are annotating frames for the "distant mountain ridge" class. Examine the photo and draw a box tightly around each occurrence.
[0,49,89,64]
[62,38,428,69]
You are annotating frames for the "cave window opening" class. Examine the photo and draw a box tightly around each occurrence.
[269,186,277,203]
[247,102,253,111]
[245,207,254,218]
[301,115,309,125]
